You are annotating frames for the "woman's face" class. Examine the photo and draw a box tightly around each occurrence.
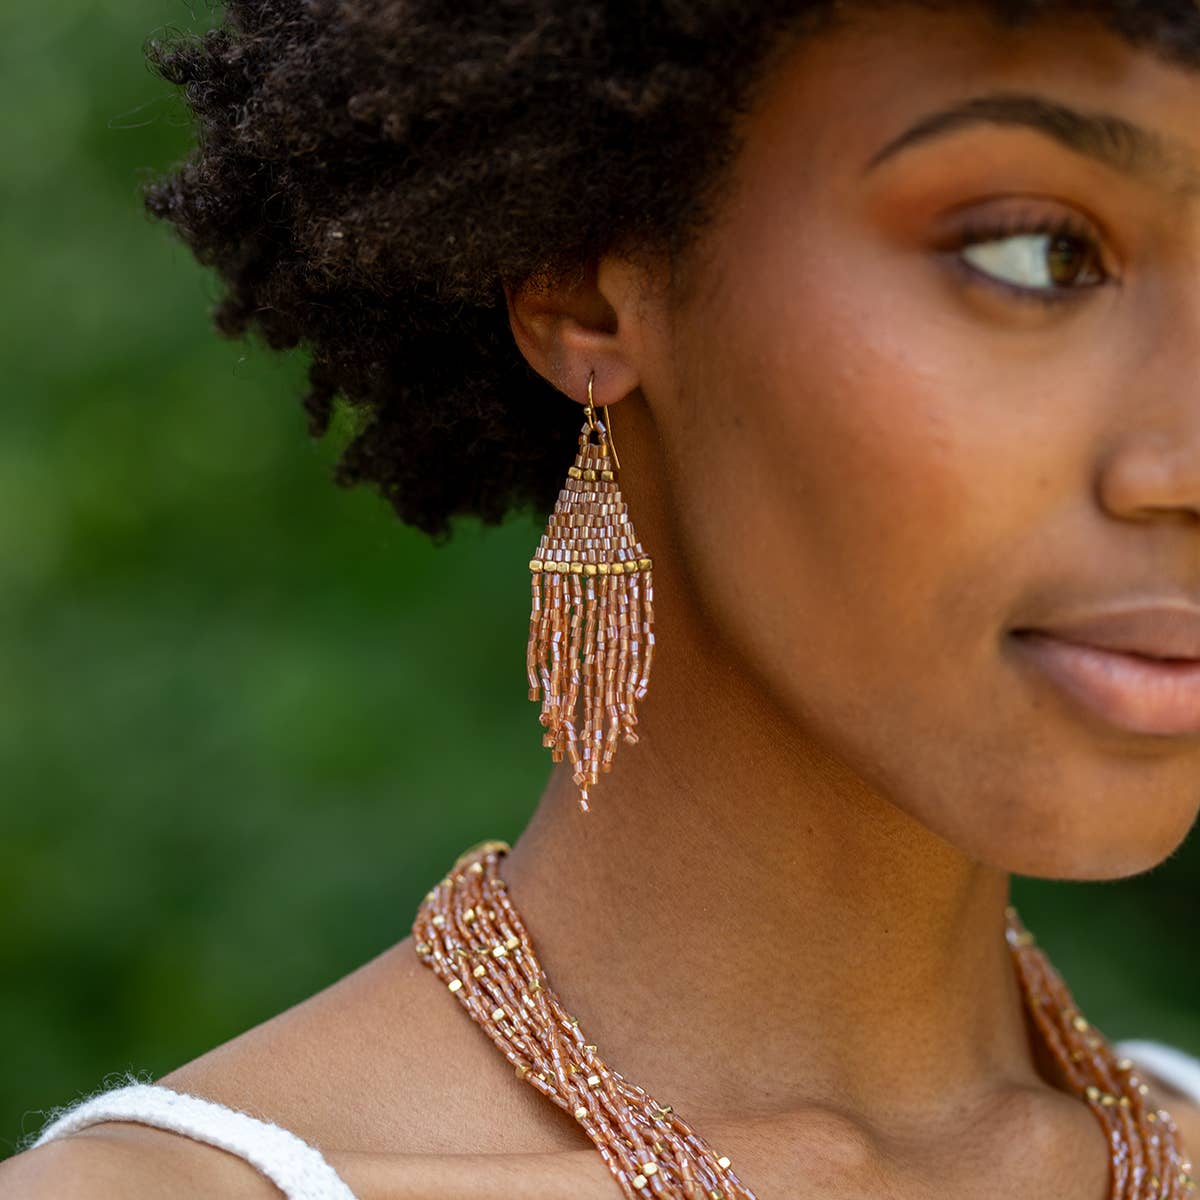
[635,5,1200,879]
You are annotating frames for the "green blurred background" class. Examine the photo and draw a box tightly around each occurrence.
[2,0,1197,1156]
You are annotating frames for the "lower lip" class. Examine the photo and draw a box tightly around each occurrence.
[1009,631,1200,737]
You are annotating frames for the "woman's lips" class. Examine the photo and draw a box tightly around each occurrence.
[1009,630,1200,737]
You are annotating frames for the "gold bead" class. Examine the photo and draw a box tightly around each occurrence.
[492,945,507,958]
[642,1162,658,1176]
[529,559,543,572]
[1100,1094,1116,1106]
[1138,1083,1150,1094]
[632,1174,647,1189]
[717,1156,731,1170]
[574,1105,588,1119]
[583,563,597,576]
[1117,1057,1134,1070]
[505,935,520,949]
[492,1006,505,1021]
[1072,1016,1089,1032]
[587,1074,602,1087]
[1148,1112,1158,1122]
[415,942,431,955]
[515,1064,528,1079]
[529,979,543,991]
[447,979,463,993]
[639,557,652,570]
[1085,1086,1101,1101]
[569,561,583,575]
[1118,1095,1131,1107]
[601,470,614,481]
[597,562,610,575]
[472,965,486,978]
[611,561,625,575]
[462,907,475,923]
[431,914,446,927]
[568,466,582,478]
[584,1044,597,1053]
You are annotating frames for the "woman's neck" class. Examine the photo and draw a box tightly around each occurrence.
[500,617,1052,1141]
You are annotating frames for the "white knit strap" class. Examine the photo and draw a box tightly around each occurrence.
[30,1083,358,1200]
[1114,1039,1200,1105]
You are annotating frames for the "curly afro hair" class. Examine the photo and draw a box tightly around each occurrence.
[141,0,1200,543]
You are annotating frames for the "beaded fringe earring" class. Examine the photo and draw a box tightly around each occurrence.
[526,372,655,812]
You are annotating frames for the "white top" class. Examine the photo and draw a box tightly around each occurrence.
[26,1039,1200,1200]
[28,1080,356,1199]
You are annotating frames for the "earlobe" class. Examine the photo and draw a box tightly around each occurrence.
[502,262,641,408]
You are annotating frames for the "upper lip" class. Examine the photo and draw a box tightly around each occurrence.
[1014,604,1200,660]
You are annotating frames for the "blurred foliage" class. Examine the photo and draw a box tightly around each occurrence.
[0,0,546,1150]
[1,0,1196,1157]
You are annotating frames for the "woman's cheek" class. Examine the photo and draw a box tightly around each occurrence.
[676,188,1080,700]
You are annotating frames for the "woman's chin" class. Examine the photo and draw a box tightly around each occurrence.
[985,808,1197,882]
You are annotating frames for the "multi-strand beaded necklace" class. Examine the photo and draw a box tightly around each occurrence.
[412,840,1195,1200]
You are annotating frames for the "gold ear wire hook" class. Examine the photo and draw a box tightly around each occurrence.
[583,372,597,431]
[586,371,621,471]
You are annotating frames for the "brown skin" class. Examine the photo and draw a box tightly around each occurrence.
[6,7,1200,1198]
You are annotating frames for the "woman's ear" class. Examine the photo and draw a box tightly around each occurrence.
[502,255,648,408]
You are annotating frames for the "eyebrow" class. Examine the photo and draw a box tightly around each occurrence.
[863,91,1200,196]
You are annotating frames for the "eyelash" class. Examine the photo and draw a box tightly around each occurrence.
[947,211,1112,308]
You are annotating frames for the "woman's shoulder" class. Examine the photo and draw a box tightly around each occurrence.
[0,1114,614,1200]
[0,934,595,1199]
[144,934,586,1155]
[0,938,428,1199]
[0,1117,288,1200]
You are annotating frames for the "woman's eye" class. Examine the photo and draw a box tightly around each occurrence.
[952,218,1111,304]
